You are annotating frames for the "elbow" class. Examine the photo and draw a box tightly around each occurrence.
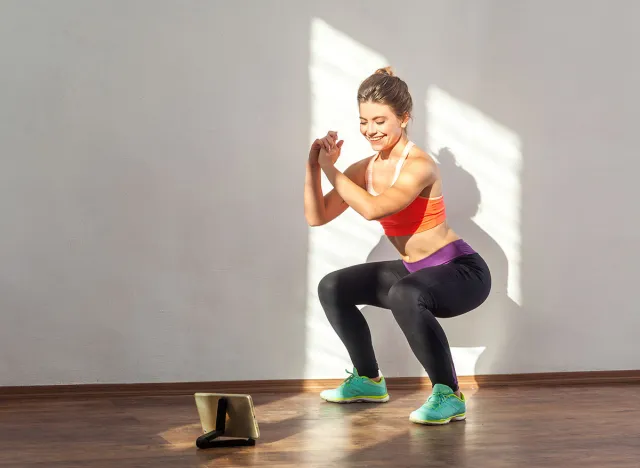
[360,197,388,221]
[362,206,381,222]
[304,208,326,226]
[306,216,327,227]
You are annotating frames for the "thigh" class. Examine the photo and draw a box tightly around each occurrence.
[392,253,492,318]
[319,260,409,308]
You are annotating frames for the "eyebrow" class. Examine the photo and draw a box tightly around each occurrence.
[359,116,386,120]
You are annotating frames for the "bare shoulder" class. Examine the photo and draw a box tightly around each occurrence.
[403,145,439,180]
[408,144,437,166]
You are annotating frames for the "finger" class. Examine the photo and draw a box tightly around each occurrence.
[337,140,344,148]
[327,131,338,140]
[321,138,332,152]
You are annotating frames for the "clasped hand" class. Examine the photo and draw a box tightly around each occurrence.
[310,131,344,167]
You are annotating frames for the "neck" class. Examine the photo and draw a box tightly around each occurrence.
[379,134,409,160]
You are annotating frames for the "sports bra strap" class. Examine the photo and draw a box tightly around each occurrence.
[367,141,415,195]
[390,141,414,185]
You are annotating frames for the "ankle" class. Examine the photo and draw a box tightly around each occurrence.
[371,376,382,383]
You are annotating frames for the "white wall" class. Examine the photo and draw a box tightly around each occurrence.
[0,0,638,386]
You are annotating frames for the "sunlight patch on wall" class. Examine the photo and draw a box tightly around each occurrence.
[305,18,389,378]
[450,346,486,376]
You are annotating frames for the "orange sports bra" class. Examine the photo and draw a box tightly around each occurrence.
[366,141,446,237]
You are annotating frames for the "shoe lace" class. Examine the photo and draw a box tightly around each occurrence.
[341,369,356,386]
[426,392,447,408]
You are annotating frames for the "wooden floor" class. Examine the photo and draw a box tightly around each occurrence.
[1,384,639,467]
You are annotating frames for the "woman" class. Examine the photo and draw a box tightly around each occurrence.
[303,67,491,425]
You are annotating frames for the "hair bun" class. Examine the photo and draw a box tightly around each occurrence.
[375,66,395,77]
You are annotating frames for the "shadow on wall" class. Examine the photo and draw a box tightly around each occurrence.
[363,147,520,383]
[435,148,520,380]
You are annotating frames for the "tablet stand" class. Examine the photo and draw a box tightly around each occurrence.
[195,397,256,449]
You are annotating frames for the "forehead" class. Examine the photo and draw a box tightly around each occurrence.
[359,101,394,119]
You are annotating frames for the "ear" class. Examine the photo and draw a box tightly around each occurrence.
[400,112,410,128]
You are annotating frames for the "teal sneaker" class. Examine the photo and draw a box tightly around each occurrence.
[409,383,466,425]
[320,368,389,403]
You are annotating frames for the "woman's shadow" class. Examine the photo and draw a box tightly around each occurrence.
[363,147,520,383]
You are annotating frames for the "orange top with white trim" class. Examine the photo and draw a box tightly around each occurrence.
[366,141,447,237]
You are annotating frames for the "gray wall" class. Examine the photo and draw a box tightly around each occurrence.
[0,0,637,386]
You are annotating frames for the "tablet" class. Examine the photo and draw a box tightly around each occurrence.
[194,393,260,441]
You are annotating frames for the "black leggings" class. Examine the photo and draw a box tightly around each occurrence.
[317,253,491,392]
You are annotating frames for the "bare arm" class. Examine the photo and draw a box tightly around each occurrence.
[319,156,437,221]
[304,158,368,226]
[304,160,335,226]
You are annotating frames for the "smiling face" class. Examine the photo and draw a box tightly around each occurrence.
[357,68,413,152]
[359,100,409,151]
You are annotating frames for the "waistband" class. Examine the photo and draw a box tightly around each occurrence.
[402,239,476,273]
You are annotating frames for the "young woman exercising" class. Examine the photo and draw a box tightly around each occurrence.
[303,67,492,425]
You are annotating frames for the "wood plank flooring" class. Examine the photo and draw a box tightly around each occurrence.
[1,384,639,467]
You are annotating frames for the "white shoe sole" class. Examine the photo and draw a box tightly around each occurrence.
[321,395,390,404]
[409,413,466,425]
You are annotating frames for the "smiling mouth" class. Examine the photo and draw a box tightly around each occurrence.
[368,136,384,141]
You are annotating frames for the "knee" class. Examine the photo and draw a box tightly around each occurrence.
[317,271,341,306]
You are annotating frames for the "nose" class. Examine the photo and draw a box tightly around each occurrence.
[366,123,376,136]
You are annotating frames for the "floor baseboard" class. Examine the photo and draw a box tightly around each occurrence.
[2,369,639,400]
